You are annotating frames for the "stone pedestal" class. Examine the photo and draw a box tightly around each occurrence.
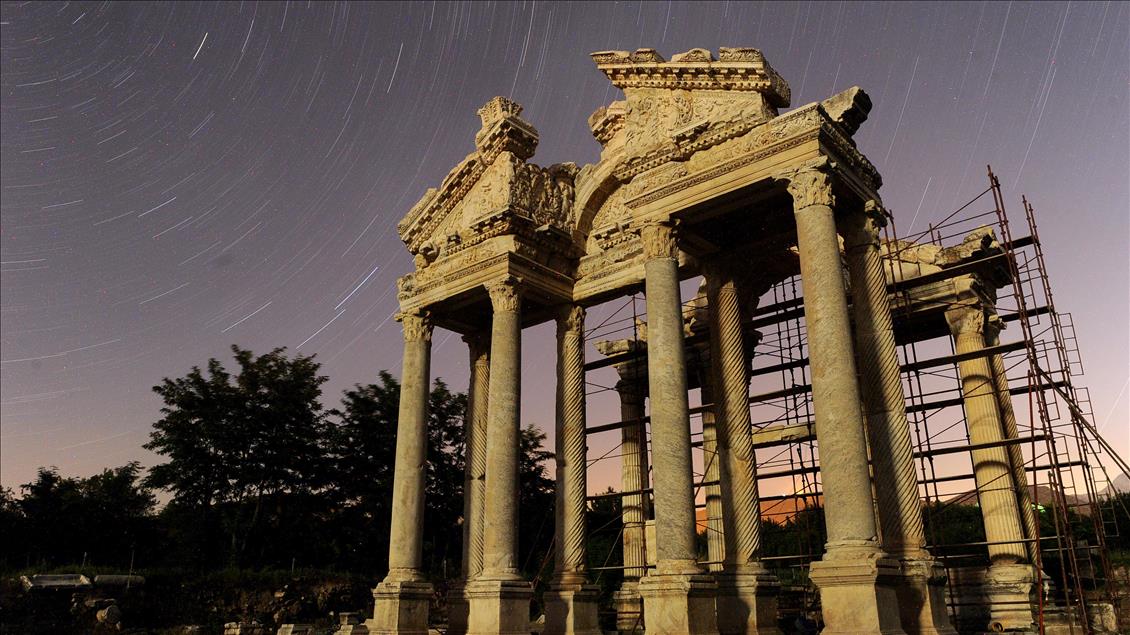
[612,580,645,633]
[984,563,1036,632]
[638,571,719,635]
[465,578,533,635]
[715,567,782,635]
[544,577,602,635]
[891,558,956,635]
[366,580,432,635]
[808,556,905,635]
[446,582,470,635]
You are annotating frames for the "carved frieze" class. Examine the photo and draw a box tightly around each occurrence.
[590,47,790,105]
[397,97,579,268]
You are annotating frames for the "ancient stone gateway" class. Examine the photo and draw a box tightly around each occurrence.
[367,47,1041,635]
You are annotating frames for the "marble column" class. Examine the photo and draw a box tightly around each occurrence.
[466,277,532,635]
[369,311,434,635]
[841,203,955,635]
[945,294,1035,631]
[545,306,601,635]
[985,318,1040,564]
[704,264,781,635]
[637,220,718,635]
[448,333,491,635]
[786,166,905,635]
[611,367,650,633]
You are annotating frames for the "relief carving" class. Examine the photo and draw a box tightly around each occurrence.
[786,166,835,210]
[486,276,522,312]
[638,221,679,260]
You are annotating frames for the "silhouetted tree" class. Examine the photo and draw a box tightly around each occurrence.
[8,464,158,569]
[144,346,331,567]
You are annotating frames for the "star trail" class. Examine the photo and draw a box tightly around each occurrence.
[1,1,1127,489]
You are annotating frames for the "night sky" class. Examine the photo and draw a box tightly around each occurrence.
[2,1,1127,492]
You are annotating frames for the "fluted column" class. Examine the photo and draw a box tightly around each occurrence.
[787,166,905,635]
[945,295,1035,631]
[369,311,434,634]
[466,277,532,635]
[545,305,601,635]
[448,333,491,635]
[842,204,955,635]
[985,319,1040,563]
[945,301,1028,565]
[612,368,650,633]
[636,220,718,635]
[618,375,650,579]
[700,380,725,573]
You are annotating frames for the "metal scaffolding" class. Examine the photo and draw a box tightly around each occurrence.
[578,167,1127,633]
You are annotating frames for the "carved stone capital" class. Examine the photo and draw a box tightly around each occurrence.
[944,302,986,338]
[786,166,835,210]
[842,199,888,249]
[485,276,522,313]
[638,220,679,260]
[462,332,491,361]
[397,311,433,343]
[556,305,586,338]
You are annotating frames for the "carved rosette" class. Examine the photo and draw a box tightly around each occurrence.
[786,166,835,210]
[486,276,522,312]
[397,311,433,343]
[638,221,679,260]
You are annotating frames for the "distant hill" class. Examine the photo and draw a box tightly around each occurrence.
[1103,473,1130,496]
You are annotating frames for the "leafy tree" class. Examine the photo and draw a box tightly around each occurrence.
[0,487,25,569]
[329,372,470,576]
[7,464,157,569]
[144,346,331,567]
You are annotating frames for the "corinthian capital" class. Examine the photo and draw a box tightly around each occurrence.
[786,166,835,210]
[485,276,522,312]
[556,305,586,337]
[944,302,986,338]
[638,220,679,260]
[397,311,433,343]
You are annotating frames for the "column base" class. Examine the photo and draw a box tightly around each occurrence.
[465,577,533,635]
[366,579,432,635]
[613,580,644,633]
[544,576,601,635]
[891,558,957,635]
[715,566,782,635]
[984,563,1036,632]
[447,580,470,635]
[808,554,906,635]
[638,569,719,635]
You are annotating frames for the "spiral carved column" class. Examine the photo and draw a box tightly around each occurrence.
[704,263,781,635]
[842,204,955,635]
[545,305,601,635]
[448,333,491,635]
